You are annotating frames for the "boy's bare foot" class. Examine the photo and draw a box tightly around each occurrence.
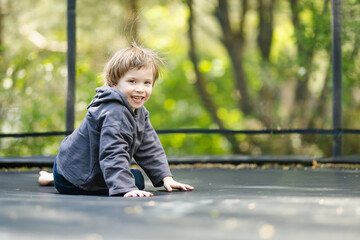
[38,171,54,186]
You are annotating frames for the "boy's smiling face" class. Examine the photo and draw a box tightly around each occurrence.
[116,67,154,111]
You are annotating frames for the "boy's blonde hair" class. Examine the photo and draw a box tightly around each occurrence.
[104,43,165,87]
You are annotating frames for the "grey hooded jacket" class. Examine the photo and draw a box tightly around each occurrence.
[55,86,172,196]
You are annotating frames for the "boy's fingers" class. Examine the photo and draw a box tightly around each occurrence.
[170,184,193,191]
[124,193,133,197]
[164,183,173,192]
[174,183,194,191]
[124,190,154,197]
[141,191,152,197]
[163,179,194,192]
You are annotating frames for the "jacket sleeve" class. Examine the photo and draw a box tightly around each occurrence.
[133,118,173,187]
[99,122,138,196]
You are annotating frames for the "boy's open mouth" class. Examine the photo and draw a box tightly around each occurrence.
[131,96,145,103]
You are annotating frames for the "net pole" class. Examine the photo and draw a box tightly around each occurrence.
[331,0,343,157]
[66,0,76,133]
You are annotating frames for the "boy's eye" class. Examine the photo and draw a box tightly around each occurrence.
[145,81,152,85]
[128,79,136,83]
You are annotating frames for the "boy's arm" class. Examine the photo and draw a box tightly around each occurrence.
[99,124,138,196]
[133,118,173,187]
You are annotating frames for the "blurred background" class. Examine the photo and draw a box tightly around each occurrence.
[0,0,359,157]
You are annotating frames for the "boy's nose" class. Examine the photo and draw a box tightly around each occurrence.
[135,86,145,92]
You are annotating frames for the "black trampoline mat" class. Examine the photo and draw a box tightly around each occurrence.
[1,167,360,240]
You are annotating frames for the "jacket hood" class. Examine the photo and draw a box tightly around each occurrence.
[88,86,135,116]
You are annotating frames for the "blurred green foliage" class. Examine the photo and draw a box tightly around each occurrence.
[0,0,359,157]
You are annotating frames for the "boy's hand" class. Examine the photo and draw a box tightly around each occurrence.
[163,176,194,192]
[124,190,154,197]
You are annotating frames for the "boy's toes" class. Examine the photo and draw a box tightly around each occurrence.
[38,177,50,186]
[38,171,54,186]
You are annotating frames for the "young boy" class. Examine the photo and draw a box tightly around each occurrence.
[39,43,194,197]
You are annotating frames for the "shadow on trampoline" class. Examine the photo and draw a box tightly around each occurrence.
[0,161,360,240]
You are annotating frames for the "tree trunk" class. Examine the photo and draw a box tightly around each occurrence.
[215,0,254,115]
[258,0,275,61]
[187,0,241,153]
[257,0,276,127]
[290,0,330,127]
